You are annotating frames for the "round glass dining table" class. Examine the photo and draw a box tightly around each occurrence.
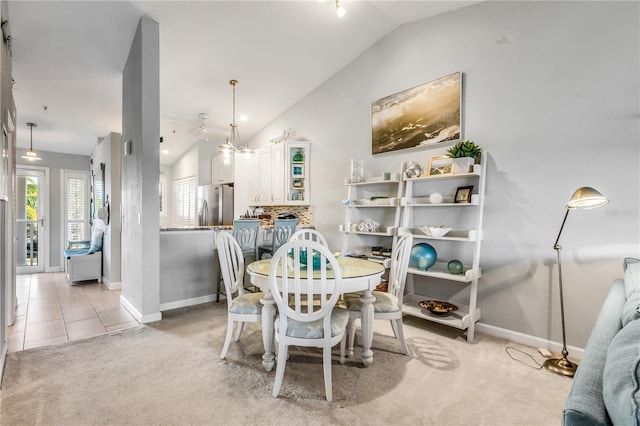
[247,256,385,371]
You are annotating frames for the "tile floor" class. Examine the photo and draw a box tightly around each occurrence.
[7,272,139,352]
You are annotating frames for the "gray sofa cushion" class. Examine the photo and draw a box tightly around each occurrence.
[603,318,640,426]
[622,292,640,328]
[564,279,626,426]
[624,261,640,298]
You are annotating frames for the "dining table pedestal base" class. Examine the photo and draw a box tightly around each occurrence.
[259,294,277,372]
[358,290,376,367]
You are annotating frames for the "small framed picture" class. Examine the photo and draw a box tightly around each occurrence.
[428,155,453,176]
[292,164,304,177]
[455,185,474,203]
[292,179,304,188]
[291,192,303,201]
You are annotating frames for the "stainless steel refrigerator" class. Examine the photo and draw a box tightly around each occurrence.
[198,183,234,226]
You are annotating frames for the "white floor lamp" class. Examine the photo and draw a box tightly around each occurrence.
[545,186,609,377]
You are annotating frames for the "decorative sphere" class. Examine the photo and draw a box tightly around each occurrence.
[429,192,443,204]
[447,259,464,275]
[410,243,437,271]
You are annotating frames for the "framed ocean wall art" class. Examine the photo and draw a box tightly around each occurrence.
[371,71,462,155]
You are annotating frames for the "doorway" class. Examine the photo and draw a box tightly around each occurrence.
[16,167,47,274]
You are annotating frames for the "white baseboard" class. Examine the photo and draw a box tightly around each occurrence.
[159,294,219,312]
[119,295,162,324]
[102,277,122,290]
[45,266,62,273]
[476,323,585,358]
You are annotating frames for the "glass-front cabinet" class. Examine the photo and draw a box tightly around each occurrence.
[285,141,310,206]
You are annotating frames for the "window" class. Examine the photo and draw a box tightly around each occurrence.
[63,170,90,247]
[159,175,167,217]
[172,176,196,227]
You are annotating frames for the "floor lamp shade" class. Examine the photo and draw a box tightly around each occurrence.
[545,187,609,377]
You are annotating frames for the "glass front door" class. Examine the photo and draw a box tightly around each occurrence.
[16,168,45,273]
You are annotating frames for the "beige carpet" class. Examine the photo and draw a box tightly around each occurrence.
[0,302,572,425]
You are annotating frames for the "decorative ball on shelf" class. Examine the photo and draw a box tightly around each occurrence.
[447,259,464,275]
[410,243,437,271]
[429,192,443,204]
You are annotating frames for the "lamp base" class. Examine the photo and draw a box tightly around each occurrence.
[543,357,578,377]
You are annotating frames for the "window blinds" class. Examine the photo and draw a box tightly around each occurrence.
[171,176,196,227]
[66,175,88,242]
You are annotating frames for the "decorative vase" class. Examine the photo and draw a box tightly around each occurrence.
[452,157,474,174]
[350,159,364,183]
[293,151,304,162]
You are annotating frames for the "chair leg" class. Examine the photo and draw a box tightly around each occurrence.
[340,334,346,365]
[220,318,234,359]
[390,318,399,339]
[347,315,357,358]
[235,321,245,341]
[272,343,288,398]
[322,344,333,401]
[395,318,409,355]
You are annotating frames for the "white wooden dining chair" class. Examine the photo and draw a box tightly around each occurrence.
[288,228,329,247]
[269,240,347,401]
[216,231,263,360]
[345,233,413,356]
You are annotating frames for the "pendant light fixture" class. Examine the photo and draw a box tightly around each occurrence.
[319,0,346,17]
[335,0,346,18]
[22,122,41,161]
[219,79,253,155]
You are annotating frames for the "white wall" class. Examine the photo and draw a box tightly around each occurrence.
[247,1,640,348]
[120,16,161,323]
[91,132,122,286]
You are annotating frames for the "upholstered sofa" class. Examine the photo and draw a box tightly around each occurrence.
[64,226,103,283]
[563,258,640,425]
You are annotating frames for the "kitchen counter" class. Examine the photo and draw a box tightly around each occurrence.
[160,226,229,232]
[158,223,315,311]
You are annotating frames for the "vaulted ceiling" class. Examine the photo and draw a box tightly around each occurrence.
[7,1,479,165]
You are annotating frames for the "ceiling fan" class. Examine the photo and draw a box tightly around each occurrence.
[190,112,227,138]
[192,112,229,137]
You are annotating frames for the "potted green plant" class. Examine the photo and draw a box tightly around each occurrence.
[446,140,482,174]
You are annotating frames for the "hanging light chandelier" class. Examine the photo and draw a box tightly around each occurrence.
[319,0,346,18]
[22,122,41,161]
[219,79,253,155]
[335,0,346,18]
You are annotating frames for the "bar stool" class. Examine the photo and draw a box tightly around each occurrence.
[257,219,298,259]
[232,219,262,262]
[232,219,262,293]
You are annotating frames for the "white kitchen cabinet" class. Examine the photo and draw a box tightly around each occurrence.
[340,171,403,269]
[212,153,234,184]
[253,145,284,205]
[399,152,487,342]
[233,152,256,219]
[285,141,310,205]
[251,142,310,206]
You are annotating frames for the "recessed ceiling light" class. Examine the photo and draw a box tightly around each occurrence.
[239,114,248,122]
[161,149,169,154]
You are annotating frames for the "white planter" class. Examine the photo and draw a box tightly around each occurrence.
[452,157,474,174]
